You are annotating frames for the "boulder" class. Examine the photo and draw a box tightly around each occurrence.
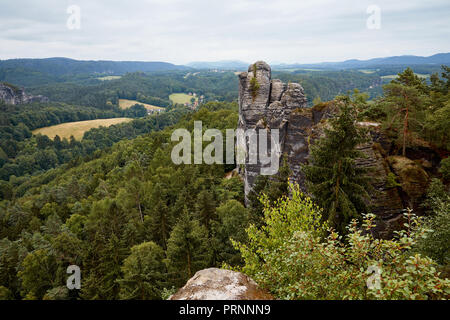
[169,268,273,300]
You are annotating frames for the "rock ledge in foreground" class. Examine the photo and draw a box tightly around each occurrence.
[169,268,273,300]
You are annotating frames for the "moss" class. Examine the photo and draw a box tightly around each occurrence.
[312,101,331,112]
[386,172,401,189]
[250,64,260,102]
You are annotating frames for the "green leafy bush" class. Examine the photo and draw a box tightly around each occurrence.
[233,182,450,300]
[440,157,450,181]
[415,178,450,266]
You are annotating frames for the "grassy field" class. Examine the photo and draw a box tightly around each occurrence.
[358,69,376,74]
[118,99,164,111]
[97,76,122,81]
[33,118,133,140]
[169,93,198,104]
[381,73,429,80]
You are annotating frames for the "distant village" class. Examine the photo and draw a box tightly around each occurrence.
[184,92,204,110]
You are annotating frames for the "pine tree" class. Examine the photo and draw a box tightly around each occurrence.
[166,209,211,286]
[195,189,216,232]
[382,68,430,155]
[302,96,371,232]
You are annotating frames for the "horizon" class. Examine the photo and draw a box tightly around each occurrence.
[1,51,449,66]
[1,0,449,64]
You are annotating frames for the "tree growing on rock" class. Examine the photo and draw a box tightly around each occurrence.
[302,95,371,232]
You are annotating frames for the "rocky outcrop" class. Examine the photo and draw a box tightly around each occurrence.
[0,83,48,105]
[237,61,409,238]
[168,268,273,300]
[238,61,309,196]
[387,156,429,205]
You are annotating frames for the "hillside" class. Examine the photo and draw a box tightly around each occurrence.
[273,53,450,70]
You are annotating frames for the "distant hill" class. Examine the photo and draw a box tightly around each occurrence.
[186,60,249,70]
[0,57,188,76]
[272,53,450,70]
[0,57,190,87]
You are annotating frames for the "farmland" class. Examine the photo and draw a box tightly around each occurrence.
[169,93,198,105]
[97,75,122,81]
[118,98,164,111]
[32,118,133,140]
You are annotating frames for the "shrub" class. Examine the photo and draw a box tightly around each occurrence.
[415,178,450,265]
[233,182,450,300]
[250,64,260,101]
[440,157,450,181]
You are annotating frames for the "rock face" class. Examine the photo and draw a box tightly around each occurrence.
[237,61,411,238]
[0,83,48,105]
[238,61,309,196]
[169,268,273,300]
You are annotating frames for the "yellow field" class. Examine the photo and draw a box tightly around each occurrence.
[169,93,198,105]
[97,76,122,81]
[118,99,164,111]
[382,73,429,80]
[33,118,133,140]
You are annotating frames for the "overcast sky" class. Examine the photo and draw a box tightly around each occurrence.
[0,0,449,64]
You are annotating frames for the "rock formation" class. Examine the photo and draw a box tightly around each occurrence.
[168,268,273,300]
[237,61,424,238]
[0,82,48,105]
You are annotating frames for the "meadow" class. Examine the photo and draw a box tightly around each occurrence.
[97,76,122,81]
[32,117,133,140]
[118,98,164,111]
[169,93,198,104]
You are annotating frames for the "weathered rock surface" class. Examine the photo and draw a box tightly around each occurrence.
[0,83,48,105]
[237,61,409,238]
[387,156,429,205]
[169,268,273,300]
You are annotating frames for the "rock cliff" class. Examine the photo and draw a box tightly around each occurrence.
[0,82,48,105]
[237,61,425,238]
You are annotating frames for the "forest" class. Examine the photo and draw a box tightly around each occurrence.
[0,61,449,300]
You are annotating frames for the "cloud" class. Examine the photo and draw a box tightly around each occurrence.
[0,0,449,64]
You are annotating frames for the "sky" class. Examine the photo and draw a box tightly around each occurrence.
[0,0,449,65]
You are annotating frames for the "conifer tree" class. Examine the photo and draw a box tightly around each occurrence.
[166,209,211,286]
[302,96,371,232]
[248,157,291,226]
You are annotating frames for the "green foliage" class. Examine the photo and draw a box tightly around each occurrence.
[211,200,249,266]
[0,105,190,186]
[439,158,450,181]
[372,65,450,151]
[250,64,260,101]
[302,95,371,232]
[234,184,450,299]
[415,179,450,265]
[386,172,401,188]
[381,81,429,155]
[18,248,58,299]
[166,210,212,286]
[248,157,291,226]
[0,286,13,300]
[119,241,166,300]
[0,103,245,299]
